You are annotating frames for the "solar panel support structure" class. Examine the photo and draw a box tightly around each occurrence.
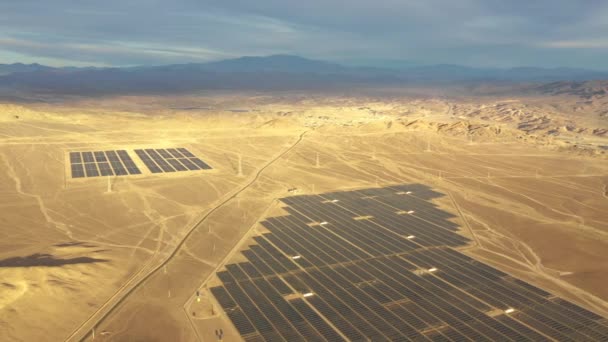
[237,154,243,177]
[106,176,113,193]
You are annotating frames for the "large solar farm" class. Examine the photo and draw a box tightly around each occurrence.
[0,95,607,342]
[208,185,608,341]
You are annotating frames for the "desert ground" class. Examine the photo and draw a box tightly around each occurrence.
[0,89,606,341]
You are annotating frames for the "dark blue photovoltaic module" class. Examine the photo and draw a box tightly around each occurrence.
[133,147,212,174]
[210,184,608,342]
[69,150,141,178]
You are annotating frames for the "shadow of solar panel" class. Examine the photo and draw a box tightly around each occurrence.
[211,185,608,342]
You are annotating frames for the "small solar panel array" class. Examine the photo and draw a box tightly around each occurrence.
[69,147,212,179]
[211,184,608,342]
[134,148,211,174]
[70,150,141,178]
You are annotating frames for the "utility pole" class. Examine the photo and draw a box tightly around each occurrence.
[106,176,112,193]
[167,264,171,298]
[315,152,320,168]
[237,154,243,177]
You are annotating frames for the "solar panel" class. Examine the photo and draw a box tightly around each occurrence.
[134,149,162,173]
[157,149,172,158]
[69,150,141,179]
[69,152,82,164]
[210,184,608,342]
[94,151,107,162]
[167,148,184,158]
[71,163,85,178]
[133,147,212,174]
[97,162,114,176]
[116,150,142,175]
[179,158,200,170]
[105,151,128,176]
[82,152,95,163]
[84,163,99,177]
[177,147,195,157]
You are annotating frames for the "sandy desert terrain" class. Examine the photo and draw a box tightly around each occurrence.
[0,88,606,341]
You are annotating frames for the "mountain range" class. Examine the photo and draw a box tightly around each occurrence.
[1,55,607,95]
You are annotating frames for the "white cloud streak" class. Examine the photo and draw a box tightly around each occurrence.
[0,0,606,68]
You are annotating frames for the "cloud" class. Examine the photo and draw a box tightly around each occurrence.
[0,37,231,66]
[541,39,608,49]
[0,0,607,68]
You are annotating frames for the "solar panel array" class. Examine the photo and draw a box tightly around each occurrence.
[69,150,141,178]
[211,184,608,341]
[134,148,211,174]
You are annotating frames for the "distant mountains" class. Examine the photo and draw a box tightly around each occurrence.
[0,63,54,76]
[1,55,607,94]
[537,80,608,99]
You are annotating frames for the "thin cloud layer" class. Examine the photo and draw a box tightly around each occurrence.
[0,0,607,68]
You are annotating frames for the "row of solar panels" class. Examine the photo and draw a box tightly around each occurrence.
[210,185,608,341]
[69,147,211,178]
[70,150,141,178]
[134,148,211,174]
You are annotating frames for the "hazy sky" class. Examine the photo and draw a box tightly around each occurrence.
[1,1,607,68]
